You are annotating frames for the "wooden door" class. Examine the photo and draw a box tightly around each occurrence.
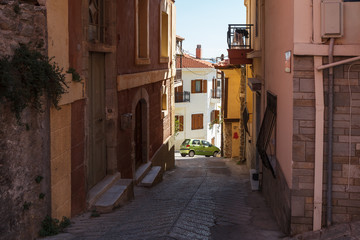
[89,52,106,189]
[134,101,143,169]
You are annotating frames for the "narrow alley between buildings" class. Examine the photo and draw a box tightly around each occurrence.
[43,154,283,240]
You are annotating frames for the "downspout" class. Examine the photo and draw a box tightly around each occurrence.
[312,0,324,231]
[326,37,335,227]
[313,56,324,231]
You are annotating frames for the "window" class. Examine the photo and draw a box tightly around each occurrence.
[175,115,184,132]
[160,0,170,63]
[191,79,207,93]
[201,140,210,146]
[191,114,203,130]
[256,91,277,177]
[192,139,200,145]
[210,110,220,123]
[161,84,168,118]
[88,0,105,43]
[135,0,150,65]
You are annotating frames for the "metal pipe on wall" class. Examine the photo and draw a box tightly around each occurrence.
[327,37,335,227]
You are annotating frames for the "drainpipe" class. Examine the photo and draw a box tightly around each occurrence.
[326,37,335,227]
[313,56,324,231]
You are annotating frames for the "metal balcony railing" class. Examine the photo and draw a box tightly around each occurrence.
[211,89,221,99]
[175,91,190,103]
[227,24,253,49]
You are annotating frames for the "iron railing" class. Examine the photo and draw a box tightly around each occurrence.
[211,89,221,99]
[227,24,253,49]
[175,91,190,103]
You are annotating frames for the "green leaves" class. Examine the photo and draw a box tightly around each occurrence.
[0,44,68,123]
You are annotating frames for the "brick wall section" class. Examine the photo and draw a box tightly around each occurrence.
[292,56,316,234]
[0,2,51,240]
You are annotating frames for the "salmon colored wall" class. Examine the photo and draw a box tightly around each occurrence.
[264,0,294,187]
[294,0,360,45]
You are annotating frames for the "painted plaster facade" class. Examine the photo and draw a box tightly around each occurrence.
[174,56,221,151]
[243,0,360,235]
[0,0,176,238]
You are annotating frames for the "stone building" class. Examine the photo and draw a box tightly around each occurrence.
[236,0,360,236]
[0,0,176,239]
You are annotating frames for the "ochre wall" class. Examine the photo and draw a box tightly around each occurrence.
[47,0,71,220]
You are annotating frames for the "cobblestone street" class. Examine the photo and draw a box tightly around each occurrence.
[44,154,284,240]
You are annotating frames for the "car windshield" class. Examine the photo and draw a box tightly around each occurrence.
[182,139,190,145]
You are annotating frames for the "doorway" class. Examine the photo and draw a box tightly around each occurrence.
[88,52,106,189]
[134,99,148,170]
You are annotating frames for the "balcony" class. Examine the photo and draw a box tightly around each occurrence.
[175,91,190,103]
[174,69,182,88]
[227,24,253,65]
[211,89,221,99]
[210,89,221,104]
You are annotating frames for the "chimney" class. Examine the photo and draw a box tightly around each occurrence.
[196,44,202,59]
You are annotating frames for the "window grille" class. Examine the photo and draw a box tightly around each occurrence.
[89,0,105,43]
[256,91,277,177]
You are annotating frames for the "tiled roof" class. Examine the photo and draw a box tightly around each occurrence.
[176,54,214,69]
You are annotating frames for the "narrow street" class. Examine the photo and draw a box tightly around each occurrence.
[44,154,284,240]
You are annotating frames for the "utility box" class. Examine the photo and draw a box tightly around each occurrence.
[321,0,344,38]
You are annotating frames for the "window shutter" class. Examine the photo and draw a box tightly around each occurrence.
[199,114,203,129]
[191,80,196,93]
[202,80,207,93]
[215,110,219,123]
[175,85,183,93]
[179,115,184,131]
[191,114,195,129]
[211,110,215,122]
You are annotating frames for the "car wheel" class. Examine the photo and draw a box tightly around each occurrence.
[189,151,195,157]
[213,151,218,157]
[181,153,186,157]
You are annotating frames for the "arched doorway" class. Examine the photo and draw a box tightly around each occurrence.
[134,99,148,170]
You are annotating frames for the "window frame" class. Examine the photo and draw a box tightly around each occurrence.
[135,0,150,65]
[191,79,207,94]
[88,0,106,43]
[159,0,170,63]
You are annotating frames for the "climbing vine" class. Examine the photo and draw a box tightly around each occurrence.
[0,44,68,123]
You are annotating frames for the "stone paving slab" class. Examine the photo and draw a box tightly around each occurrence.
[41,154,285,240]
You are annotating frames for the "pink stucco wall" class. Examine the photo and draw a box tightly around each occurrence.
[264,0,294,188]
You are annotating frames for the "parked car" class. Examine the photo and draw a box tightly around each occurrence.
[180,139,220,157]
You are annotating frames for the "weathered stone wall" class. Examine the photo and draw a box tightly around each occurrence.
[292,56,316,234]
[292,56,360,234]
[322,57,360,224]
[0,1,50,239]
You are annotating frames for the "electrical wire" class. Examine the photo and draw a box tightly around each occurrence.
[346,63,355,191]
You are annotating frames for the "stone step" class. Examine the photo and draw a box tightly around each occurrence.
[93,179,134,213]
[135,162,152,184]
[140,166,162,187]
[87,173,121,208]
